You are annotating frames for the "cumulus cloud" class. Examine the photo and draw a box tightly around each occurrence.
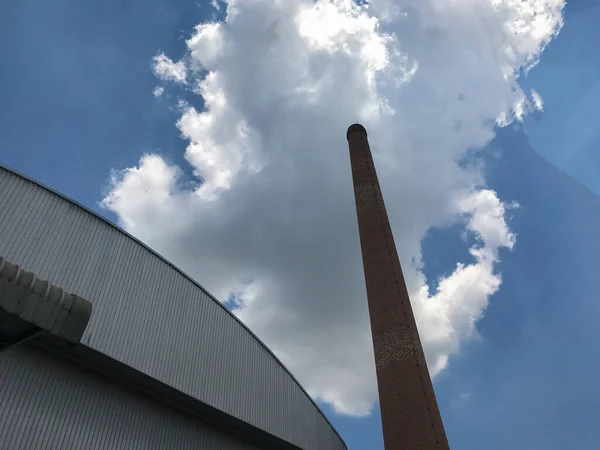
[413,189,516,377]
[152,53,187,84]
[103,0,564,416]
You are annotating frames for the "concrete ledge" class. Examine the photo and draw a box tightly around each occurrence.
[0,257,92,350]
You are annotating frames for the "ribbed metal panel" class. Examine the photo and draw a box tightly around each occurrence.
[0,346,260,450]
[0,166,345,450]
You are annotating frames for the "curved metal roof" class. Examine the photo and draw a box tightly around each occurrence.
[0,164,346,450]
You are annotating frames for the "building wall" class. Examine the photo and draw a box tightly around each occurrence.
[0,166,345,450]
[0,346,260,450]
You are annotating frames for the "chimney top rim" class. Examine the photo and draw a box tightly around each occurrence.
[347,123,367,140]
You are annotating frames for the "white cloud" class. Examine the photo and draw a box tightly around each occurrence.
[531,88,544,111]
[153,86,164,98]
[152,53,187,84]
[187,23,226,71]
[413,189,516,377]
[103,0,564,416]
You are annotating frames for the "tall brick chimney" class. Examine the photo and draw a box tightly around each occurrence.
[346,124,450,450]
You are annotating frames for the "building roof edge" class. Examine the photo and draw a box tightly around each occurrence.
[0,163,347,449]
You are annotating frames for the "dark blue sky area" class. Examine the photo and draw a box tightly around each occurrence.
[423,124,600,449]
[521,0,600,194]
[0,0,207,220]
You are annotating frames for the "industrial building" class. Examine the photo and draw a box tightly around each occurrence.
[0,164,346,450]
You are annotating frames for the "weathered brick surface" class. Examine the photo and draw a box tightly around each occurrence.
[347,124,450,450]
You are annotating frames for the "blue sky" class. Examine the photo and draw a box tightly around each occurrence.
[519,0,600,195]
[2,1,600,449]
[0,0,201,219]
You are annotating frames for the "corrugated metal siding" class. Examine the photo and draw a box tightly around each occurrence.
[0,346,261,450]
[0,167,345,450]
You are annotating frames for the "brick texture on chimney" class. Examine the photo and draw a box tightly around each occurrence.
[347,124,450,450]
